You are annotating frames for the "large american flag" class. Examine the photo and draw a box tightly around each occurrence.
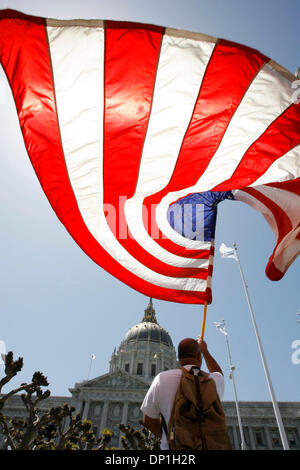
[0,10,300,304]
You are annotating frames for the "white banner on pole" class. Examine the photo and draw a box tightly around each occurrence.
[214,321,228,336]
[219,243,238,261]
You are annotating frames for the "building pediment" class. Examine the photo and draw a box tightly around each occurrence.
[71,370,149,392]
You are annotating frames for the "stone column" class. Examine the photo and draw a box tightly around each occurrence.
[160,348,164,371]
[75,398,83,415]
[264,425,273,449]
[119,401,129,448]
[297,424,300,448]
[156,352,161,373]
[82,399,91,420]
[130,349,136,374]
[121,401,129,425]
[232,426,239,450]
[145,345,150,377]
[99,400,109,435]
[248,426,256,450]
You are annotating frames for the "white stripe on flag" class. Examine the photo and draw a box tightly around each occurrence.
[155,63,295,235]
[126,35,216,255]
[233,189,279,240]
[134,35,216,197]
[156,64,296,245]
[47,26,207,292]
[251,144,300,186]
[252,185,300,229]
[194,63,294,191]
[271,227,300,272]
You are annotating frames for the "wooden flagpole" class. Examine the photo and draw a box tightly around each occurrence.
[200,302,208,339]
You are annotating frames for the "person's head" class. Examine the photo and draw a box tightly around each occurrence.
[178,338,202,367]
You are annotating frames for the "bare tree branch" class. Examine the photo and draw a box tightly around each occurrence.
[0,351,158,450]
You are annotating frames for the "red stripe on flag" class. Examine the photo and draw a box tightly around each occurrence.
[214,103,300,191]
[0,9,44,23]
[239,186,300,281]
[103,22,211,277]
[268,177,300,196]
[241,187,292,242]
[0,14,209,303]
[266,219,300,281]
[103,22,163,205]
[143,39,267,253]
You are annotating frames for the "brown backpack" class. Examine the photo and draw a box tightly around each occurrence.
[161,367,232,450]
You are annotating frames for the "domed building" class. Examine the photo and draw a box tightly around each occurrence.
[109,298,177,383]
[1,299,300,450]
[68,299,177,447]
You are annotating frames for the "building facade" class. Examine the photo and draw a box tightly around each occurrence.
[1,299,300,450]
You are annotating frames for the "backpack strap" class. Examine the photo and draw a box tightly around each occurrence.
[189,367,205,423]
[160,413,168,437]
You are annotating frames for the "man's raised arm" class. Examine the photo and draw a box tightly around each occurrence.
[198,338,223,375]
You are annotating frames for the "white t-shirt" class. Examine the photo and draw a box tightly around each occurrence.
[140,365,225,450]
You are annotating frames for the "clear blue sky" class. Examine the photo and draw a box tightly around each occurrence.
[0,0,299,404]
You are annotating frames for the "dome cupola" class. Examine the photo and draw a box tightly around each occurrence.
[121,299,173,348]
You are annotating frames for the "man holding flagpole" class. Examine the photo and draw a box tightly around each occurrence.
[141,337,232,450]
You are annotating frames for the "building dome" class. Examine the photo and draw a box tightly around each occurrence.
[109,299,177,383]
[121,299,173,348]
[122,322,173,348]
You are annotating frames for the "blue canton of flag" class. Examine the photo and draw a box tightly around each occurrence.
[167,191,234,241]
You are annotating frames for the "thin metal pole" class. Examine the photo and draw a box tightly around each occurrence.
[233,243,289,450]
[225,326,247,450]
[215,320,246,450]
[87,355,94,381]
